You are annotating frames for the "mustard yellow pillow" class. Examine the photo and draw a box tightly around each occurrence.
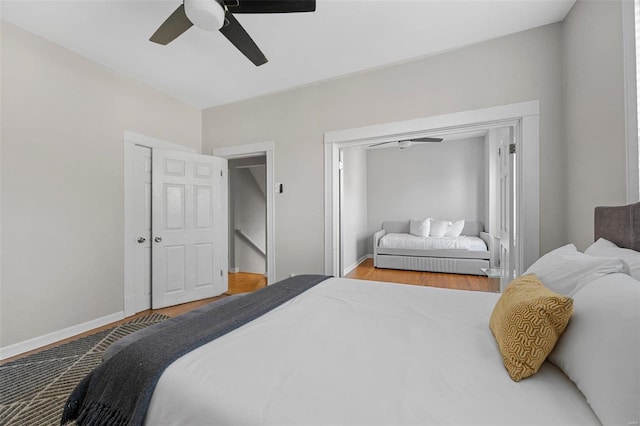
[489,274,573,382]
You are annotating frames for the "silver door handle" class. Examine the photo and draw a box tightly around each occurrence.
[154,237,162,243]
[137,237,146,243]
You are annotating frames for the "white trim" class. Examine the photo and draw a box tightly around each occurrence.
[343,255,368,276]
[212,141,276,285]
[229,267,240,273]
[123,131,197,317]
[0,311,124,360]
[622,0,640,203]
[324,100,540,278]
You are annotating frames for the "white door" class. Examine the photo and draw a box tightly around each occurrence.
[132,145,152,312]
[498,128,517,289]
[152,150,228,308]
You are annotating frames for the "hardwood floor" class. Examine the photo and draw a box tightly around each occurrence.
[227,272,267,294]
[346,258,499,293]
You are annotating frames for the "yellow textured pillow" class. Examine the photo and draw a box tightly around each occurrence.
[489,274,573,382]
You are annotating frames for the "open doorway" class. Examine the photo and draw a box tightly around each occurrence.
[324,101,540,291]
[338,128,513,291]
[212,141,276,288]
[228,156,268,294]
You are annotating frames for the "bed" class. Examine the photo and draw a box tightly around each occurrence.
[373,220,493,275]
[62,203,640,426]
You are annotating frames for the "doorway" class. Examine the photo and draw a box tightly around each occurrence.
[228,156,268,293]
[212,141,276,286]
[324,101,540,289]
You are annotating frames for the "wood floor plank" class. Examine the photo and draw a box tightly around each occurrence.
[346,258,499,292]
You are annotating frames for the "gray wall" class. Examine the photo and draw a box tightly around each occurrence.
[1,23,202,347]
[367,137,486,245]
[229,161,266,275]
[563,0,628,250]
[202,22,565,279]
[341,146,368,273]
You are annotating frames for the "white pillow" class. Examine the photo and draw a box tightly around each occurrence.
[409,219,431,237]
[585,238,640,280]
[549,273,640,426]
[444,220,465,237]
[429,219,451,237]
[524,244,627,295]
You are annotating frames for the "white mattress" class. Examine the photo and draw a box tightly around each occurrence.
[145,278,598,425]
[379,233,488,251]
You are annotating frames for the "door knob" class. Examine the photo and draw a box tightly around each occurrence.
[137,237,146,243]
[154,237,162,243]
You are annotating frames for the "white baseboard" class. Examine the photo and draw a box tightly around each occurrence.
[367,253,373,259]
[343,255,369,276]
[229,267,239,273]
[0,311,125,360]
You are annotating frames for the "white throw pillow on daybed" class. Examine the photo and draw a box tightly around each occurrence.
[548,272,640,426]
[585,238,640,280]
[409,219,431,238]
[524,244,627,295]
[429,219,450,237]
[444,220,465,237]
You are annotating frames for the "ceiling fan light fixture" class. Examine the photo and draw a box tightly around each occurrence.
[398,140,412,149]
[184,0,225,31]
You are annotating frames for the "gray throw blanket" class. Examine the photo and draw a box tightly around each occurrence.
[61,274,331,426]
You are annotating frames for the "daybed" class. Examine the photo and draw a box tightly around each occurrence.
[62,203,640,426]
[373,220,493,275]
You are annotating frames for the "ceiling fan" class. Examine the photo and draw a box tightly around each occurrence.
[150,0,316,66]
[369,137,444,149]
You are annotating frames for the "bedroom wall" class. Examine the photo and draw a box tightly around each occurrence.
[562,0,628,250]
[0,23,201,348]
[202,23,565,279]
[341,145,368,274]
[367,137,486,248]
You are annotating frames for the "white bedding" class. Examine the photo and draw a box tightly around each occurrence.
[145,278,598,425]
[379,233,488,251]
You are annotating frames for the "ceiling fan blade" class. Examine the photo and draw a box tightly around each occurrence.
[406,137,444,143]
[219,11,268,66]
[224,0,315,13]
[369,141,393,148]
[150,4,194,45]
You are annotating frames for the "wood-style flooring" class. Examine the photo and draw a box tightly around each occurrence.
[227,271,267,294]
[346,258,499,293]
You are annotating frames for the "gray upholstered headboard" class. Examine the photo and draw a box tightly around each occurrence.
[594,202,640,251]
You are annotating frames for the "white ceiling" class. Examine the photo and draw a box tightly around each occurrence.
[1,0,575,109]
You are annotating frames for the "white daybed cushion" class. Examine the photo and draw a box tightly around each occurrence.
[549,273,640,426]
[145,278,599,425]
[585,237,640,280]
[409,218,430,237]
[379,233,487,251]
[524,244,627,295]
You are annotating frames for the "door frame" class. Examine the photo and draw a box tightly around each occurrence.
[123,131,196,317]
[323,100,540,279]
[212,141,276,285]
